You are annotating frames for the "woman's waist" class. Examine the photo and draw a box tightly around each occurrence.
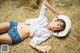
[17,23,31,33]
[17,23,31,39]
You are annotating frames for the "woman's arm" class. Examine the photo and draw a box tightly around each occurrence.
[43,0,61,16]
[29,33,51,53]
[29,42,51,53]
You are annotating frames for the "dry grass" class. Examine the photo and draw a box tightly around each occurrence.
[0,0,80,53]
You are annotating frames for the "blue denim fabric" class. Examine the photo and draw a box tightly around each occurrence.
[8,21,22,44]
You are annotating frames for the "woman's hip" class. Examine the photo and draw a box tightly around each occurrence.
[8,21,31,45]
[7,21,22,45]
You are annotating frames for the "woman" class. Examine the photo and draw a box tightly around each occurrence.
[0,0,72,53]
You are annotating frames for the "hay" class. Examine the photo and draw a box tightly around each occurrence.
[0,0,80,53]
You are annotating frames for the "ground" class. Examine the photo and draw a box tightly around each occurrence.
[0,0,80,53]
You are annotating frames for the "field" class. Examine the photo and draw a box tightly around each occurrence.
[0,0,80,53]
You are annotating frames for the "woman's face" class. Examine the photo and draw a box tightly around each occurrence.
[50,21,64,32]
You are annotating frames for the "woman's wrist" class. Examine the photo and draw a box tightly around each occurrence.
[29,42,37,49]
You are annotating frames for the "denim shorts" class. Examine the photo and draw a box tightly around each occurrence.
[8,21,22,45]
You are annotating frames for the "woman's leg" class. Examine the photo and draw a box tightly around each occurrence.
[0,33,12,44]
[0,22,10,34]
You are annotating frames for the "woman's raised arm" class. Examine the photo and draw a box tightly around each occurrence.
[43,0,61,16]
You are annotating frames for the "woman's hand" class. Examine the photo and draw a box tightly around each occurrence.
[54,11,61,17]
[43,0,62,16]
[29,42,51,53]
[36,45,51,53]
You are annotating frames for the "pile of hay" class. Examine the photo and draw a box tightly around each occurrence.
[0,0,80,53]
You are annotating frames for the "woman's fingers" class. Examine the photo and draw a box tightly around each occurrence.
[37,45,51,53]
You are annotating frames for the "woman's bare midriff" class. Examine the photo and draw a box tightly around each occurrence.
[17,23,31,40]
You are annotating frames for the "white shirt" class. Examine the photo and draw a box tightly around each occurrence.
[25,4,54,45]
